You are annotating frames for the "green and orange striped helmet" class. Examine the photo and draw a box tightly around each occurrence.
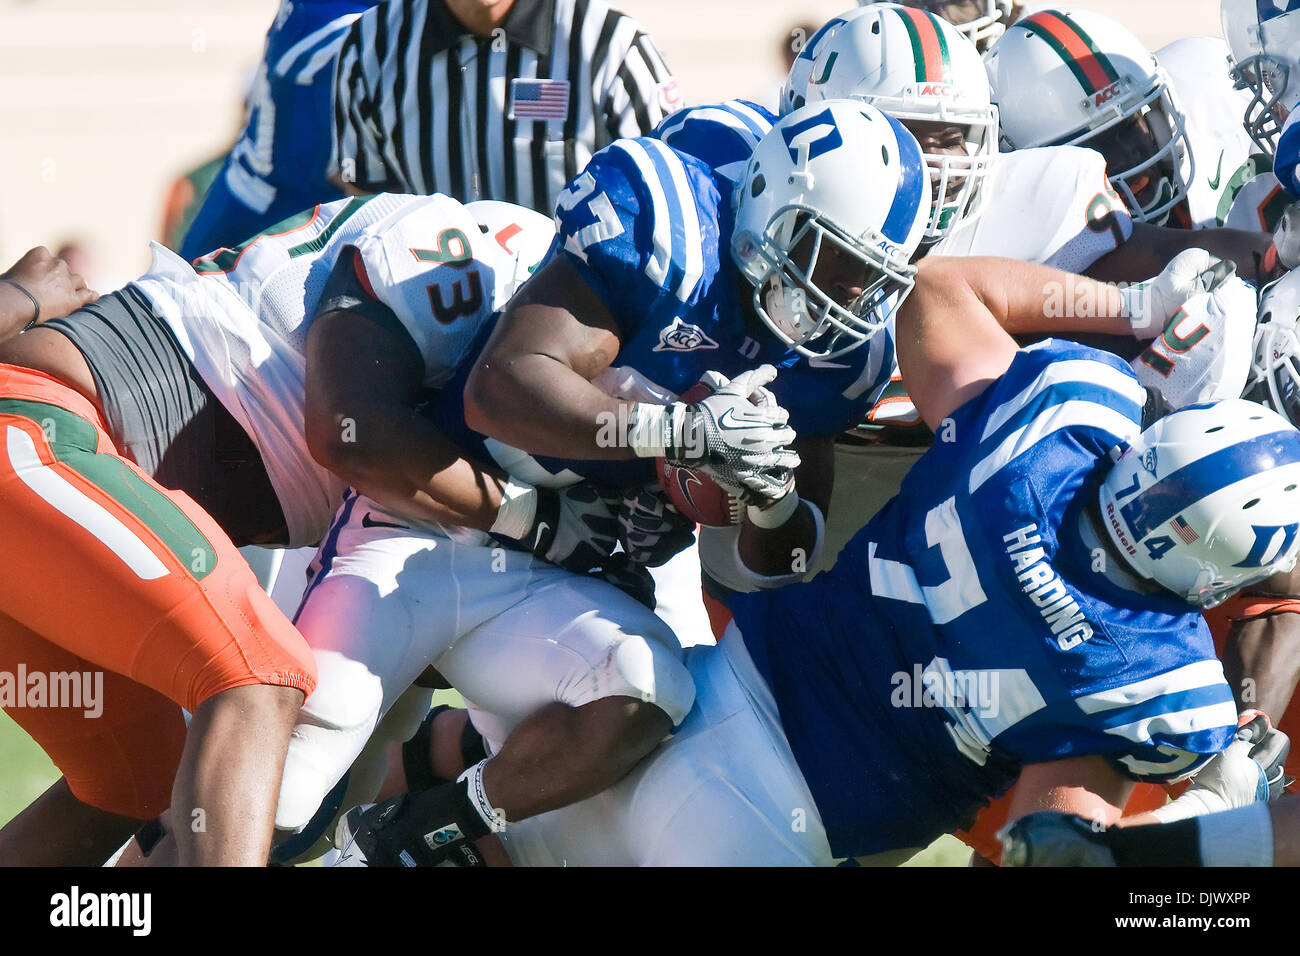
[887,1,1016,52]
[796,4,998,243]
[987,8,1194,225]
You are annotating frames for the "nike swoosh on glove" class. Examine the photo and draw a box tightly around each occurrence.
[670,365,801,506]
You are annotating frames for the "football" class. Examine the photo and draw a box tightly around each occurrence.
[654,382,743,527]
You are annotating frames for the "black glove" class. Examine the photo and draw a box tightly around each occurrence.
[592,552,657,609]
[1000,813,1120,867]
[496,482,620,574]
[617,484,696,567]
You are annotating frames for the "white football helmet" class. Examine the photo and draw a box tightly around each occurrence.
[1222,0,1300,158]
[782,13,856,114]
[798,3,998,244]
[464,200,555,296]
[1249,267,1300,428]
[867,1,1016,52]
[731,100,931,359]
[987,8,1194,226]
[1100,398,1300,607]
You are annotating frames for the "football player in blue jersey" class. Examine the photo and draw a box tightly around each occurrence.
[319,99,931,866]
[464,248,1300,866]
[178,0,378,261]
[328,98,1257,865]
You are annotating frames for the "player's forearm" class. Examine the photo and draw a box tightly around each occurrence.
[0,281,40,341]
[1089,224,1277,286]
[935,256,1133,338]
[310,403,507,529]
[1222,615,1300,717]
[464,352,639,461]
[737,502,819,577]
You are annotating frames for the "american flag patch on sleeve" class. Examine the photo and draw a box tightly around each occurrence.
[509,78,570,121]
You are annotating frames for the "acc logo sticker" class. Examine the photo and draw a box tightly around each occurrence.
[654,317,719,352]
[1094,81,1123,107]
[918,83,952,98]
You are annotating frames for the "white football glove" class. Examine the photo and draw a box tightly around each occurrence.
[1129,275,1258,409]
[629,365,801,505]
[1151,712,1290,822]
[1122,249,1239,340]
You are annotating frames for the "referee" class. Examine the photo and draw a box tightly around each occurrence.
[330,0,682,214]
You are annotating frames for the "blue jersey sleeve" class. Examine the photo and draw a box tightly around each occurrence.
[553,138,724,341]
[652,100,775,184]
[957,339,1148,498]
[1278,112,1300,199]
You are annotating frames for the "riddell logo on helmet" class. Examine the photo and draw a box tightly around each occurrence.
[918,83,952,98]
[1106,502,1137,556]
[1094,82,1123,107]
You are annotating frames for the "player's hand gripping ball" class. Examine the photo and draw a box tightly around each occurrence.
[655,379,744,526]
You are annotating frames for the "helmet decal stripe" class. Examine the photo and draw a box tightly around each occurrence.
[1019,10,1122,96]
[1259,0,1300,21]
[897,7,951,84]
[880,112,928,246]
[1119,429,1300,540]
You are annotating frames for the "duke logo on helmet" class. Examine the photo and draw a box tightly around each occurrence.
[731,99,931,360]
[779,109,845,163]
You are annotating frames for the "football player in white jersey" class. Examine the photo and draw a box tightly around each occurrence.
[0,193,576,865]
[987,7,1284,282]
[1222,0,1300,238]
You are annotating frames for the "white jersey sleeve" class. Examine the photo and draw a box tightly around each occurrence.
[349,194,529,388]
[1224,170,1292,232]
[1158,37,1263,229]
[937,146,1132,273]
[128,193,548,548]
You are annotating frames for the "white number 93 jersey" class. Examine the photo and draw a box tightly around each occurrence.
[133,193,554,546]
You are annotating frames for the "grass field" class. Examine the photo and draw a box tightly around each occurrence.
[0,711,58,828]
[0,704,974,866]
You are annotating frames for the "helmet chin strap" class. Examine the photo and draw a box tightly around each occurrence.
[763,276,812,343]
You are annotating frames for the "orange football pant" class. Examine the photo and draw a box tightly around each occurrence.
[0,364,316,818]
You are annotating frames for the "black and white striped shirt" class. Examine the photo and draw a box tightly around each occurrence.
[330,0,681,214]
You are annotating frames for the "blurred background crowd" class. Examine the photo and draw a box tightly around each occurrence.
[0,0,1222,292]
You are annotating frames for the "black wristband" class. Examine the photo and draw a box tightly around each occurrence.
[527,487,561,556]
[1107,817,1204,867]
[0,277,39,331]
